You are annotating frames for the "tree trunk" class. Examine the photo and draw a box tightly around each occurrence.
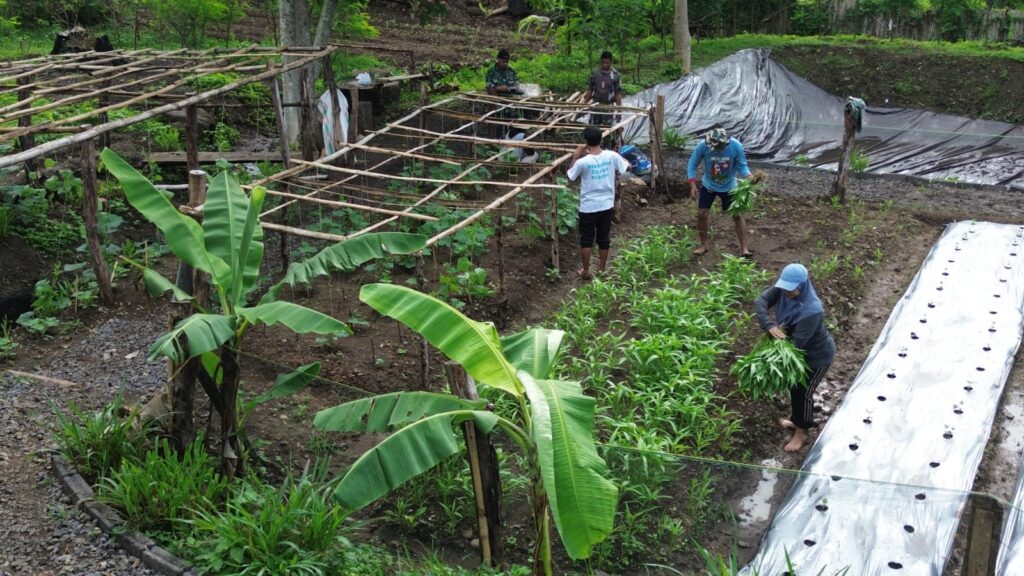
[278,0,302,145]
[314,0,338,46]
[675,0,692,74]
[220,346,242,479]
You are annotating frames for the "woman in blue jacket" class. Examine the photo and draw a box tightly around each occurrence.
[754,263,836,452]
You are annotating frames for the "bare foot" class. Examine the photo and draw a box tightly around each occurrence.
[778,418,796,430]
[576,269,592,280]
[692,245,709,256]
[741,251,754,259]
[784,429,807,452]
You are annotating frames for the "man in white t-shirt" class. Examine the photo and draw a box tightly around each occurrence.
[567,125,630,279]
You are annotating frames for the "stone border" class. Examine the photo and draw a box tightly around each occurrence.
[50,452,196,576]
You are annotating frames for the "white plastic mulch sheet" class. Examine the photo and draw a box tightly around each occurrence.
[999,467,1024,572]
[742,221,1024,575]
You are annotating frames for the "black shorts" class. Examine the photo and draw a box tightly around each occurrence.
[579,209,613,249]
[697,185,733,212]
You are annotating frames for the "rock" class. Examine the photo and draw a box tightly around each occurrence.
[470,538,479,549]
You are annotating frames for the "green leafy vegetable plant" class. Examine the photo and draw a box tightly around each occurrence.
[726,172,765,216]
[731,337,810,400]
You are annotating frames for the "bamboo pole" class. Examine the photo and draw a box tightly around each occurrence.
[343,142,460,165]
[15,74,36,178]
[0,47,337,170]
[80,131,114,305]
[264,189,439,220]
[259,221,353,243]
[380,124,582,151]
[290,159,565,188]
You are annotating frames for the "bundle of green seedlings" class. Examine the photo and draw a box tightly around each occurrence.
[730,336,810,400]
[726,171,766,216]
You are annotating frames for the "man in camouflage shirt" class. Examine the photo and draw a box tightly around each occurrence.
[485,48,521,96]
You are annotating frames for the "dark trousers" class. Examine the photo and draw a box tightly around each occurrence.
[791,363,831,430]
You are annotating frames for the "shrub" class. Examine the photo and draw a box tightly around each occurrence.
[184,472,351,575]
[98,437,229,535]
[54,393,149,480]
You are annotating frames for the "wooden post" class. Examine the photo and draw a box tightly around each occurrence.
[322,54,343,153]
[549,180,560,273]
[419,85,429,177]
[16,75,37,180]
[185,104,200,172]
[80,131,114,305]
[98,80,111,150]
[416,255,430,389]
[169,300,197,453]
[349,84,360,142]
[963,494,1003,576]
[497,206,506,300]
[188,170,210,309]
[268,73,292,272]
[299,67,316,162]
[830,104,856,204]
[652,95,666,194]
[445,362,503,566]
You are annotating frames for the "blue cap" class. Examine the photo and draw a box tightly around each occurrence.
[775,263,808,291]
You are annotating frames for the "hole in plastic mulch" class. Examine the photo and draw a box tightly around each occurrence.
[849,443,859,451]
[915,493,927,500]
[920,318,928,323]
[984,346,992,352]
[889,562,904,569]
[904,525,915,533]
[878,396,887,402]
[944,431,953,439]
[888,372,896,379]
[863,417,873,424]
[911,332,920,340]
[804,539,816,547]
[929,462,940,468]
[991,311,998,315]
[977,367,986,372]
[955,408,964,415]
[995,294,1002,298]
[965,385,974,391]
[928,302,936,308]
[815,503,829,512]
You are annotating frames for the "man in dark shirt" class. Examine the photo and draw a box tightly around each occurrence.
[485,48,520,96]
[583,51,623,148]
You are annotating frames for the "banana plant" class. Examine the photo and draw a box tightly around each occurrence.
[313,284,618,575]
[100,149,426,477]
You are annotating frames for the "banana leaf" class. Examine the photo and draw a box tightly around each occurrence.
[236,301,349,336]
[314,391,487,433]
[501,328,564,379]
[330,411,497,511]
[261,232,426,304]
[360,284,522,396]
[520,371,618,560]
[100,149,230,287]
[245,361,321,411]
[202,171,264,302]
[149,314,236,362]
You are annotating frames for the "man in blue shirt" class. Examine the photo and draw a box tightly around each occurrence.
[686,128,753,257]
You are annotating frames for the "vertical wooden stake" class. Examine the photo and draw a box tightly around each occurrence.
[651,95,666,194]
[16,75,37,180]
[185,104,200,173]
[416,255,429,389]
[446,362,504,566]
[81,131,114,305]
[188,170,210,309]
[268,72,292,272]
[830,105,856,205]
[299,67,316,162]
[549,183,560,272]
[350,84,361,142]
[497,206,506,300]
[963,494,1003,576]
[418,87,428,178]
[98,80,111,150]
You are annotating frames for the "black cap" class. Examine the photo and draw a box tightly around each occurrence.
[497,48,510,60]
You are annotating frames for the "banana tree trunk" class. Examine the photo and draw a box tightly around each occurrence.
[528,446,552,576]
[220,346,242,479]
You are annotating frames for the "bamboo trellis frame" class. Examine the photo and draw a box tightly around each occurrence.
[0,45,339,169]
[248,93,652,249]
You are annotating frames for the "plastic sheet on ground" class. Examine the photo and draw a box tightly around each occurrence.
[623,49,1024,190]
[741,221,1024,575]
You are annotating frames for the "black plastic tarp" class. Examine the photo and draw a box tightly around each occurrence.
[740,221,1024,575]
[624,49,1024,190]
